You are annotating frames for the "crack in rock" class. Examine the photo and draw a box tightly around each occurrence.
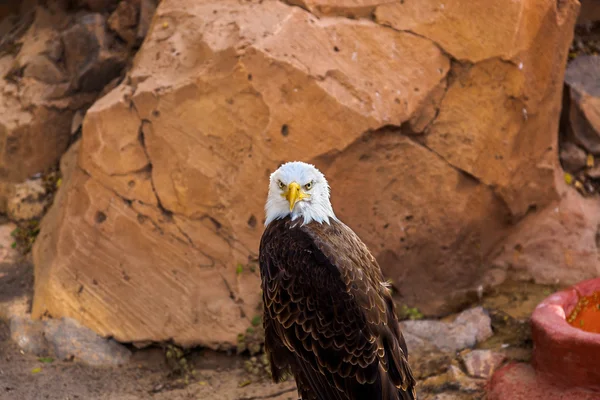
[77,164,252,321]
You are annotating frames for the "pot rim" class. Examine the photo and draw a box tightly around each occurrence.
[530,276,600,390]
[532,276,600,343]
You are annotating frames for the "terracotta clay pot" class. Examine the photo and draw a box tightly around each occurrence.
[530,277,600,391]
[488,362,600,400]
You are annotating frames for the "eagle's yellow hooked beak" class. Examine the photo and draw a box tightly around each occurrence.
[285,182,309,211]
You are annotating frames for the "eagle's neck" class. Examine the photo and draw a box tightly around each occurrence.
[265,199,337,227]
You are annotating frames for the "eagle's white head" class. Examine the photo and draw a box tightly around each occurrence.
[265,161,337,226]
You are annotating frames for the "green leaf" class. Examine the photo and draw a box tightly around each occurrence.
[37,357,54,363]
[31,367,42,374]
[10,242,16,249]
[235,264,243,275]
[251,315,261,327]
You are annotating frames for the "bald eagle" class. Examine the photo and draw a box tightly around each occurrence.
[259,161,417,400]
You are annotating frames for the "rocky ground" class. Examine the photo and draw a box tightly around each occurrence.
[0,326,297,400]
[0,236,562,400]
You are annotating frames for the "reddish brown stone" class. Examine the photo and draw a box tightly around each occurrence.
[107,0,139,45]
[490,187,600,286]
[565,56,600,155]
[461,349,506,379]
[560,141,588,172]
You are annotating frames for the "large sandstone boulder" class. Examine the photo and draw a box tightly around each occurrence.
[33,0,581,347]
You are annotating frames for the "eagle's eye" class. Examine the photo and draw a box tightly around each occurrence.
[278,180,285,189]
[304,181,313,190]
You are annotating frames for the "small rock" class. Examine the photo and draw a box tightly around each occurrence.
[401,307,493,353]
[559,141,588,172]
[415,352,453,380]
[61,22,101,79]
[70,110,85,136]
[403,332,452,379]
[446,365,486,393]
[568,96,600,155]
[61,13,125,91]
[452,307,494,344]
[401,320,453,350]
[564,55,600,155]
[137,0,157,40]
[44,317,131,366]
[151,383,165,393]
[461,349,506,379]
[9,316,49,356]
[80,13,112,49]
[108,0,139,46]
[7,178,50,221]
[565,55,600,99]
[586,164,600,179]
[23,55,67,84]
[421,365,485,394]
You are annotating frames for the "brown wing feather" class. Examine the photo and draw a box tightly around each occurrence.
[259,217,417,400]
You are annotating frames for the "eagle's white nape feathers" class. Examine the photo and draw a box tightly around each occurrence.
[265,161,337,226]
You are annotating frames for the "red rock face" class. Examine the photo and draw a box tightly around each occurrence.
[490,185,600,286]
[31,0,585,347]
[530,277,600,391]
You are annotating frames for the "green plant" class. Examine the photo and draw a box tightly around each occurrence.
[10,219,41,254]
[397,304,424,321]
[164,344,197,386]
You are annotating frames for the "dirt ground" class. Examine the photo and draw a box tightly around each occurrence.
[0,325,297,400]
[0,248,562,400]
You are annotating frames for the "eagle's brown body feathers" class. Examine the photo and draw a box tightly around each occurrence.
[259,216,417,400]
